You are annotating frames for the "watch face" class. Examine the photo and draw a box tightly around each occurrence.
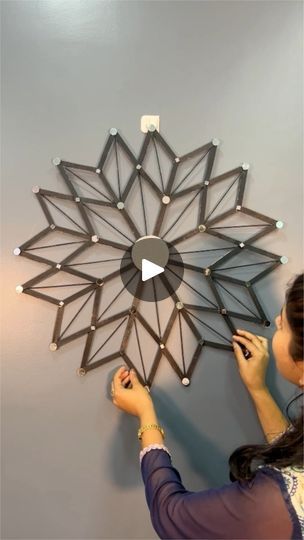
[15,129,282,387]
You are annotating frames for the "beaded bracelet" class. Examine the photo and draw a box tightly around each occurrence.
[137,423,165,440]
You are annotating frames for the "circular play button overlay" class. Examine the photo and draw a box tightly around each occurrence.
[120,236,184,302]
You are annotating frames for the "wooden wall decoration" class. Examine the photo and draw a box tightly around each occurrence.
[14,127,287,387]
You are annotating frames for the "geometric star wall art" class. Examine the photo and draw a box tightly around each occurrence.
[14,126,288,388]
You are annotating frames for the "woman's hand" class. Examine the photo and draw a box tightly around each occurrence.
[232,329,269,394]
[111,366,154,418]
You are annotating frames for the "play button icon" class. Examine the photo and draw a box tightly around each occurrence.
[142,258,164,281]
[120,235,184,302]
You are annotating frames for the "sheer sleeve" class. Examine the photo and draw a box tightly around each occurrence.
[141,448,298,540]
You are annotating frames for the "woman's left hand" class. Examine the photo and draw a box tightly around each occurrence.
[111,366,154,418]
[232,329,269,393]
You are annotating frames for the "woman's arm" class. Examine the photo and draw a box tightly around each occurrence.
[248,387,289,443]
[138,405,164,449]
[111,367,166,448]
[232,329,289,443]
[140,448,292,540]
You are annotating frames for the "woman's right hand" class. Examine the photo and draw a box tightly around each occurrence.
[232,329,270,393]
[111,366,154,418]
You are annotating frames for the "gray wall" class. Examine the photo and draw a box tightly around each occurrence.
[1,1,303,539]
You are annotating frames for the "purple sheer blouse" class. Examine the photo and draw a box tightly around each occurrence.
[140,447,303,540]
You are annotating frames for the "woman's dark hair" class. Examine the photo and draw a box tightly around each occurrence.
[229,273,304,483]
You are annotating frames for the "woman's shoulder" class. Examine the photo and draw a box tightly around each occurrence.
[258,464,304,538]
[259,463,304,500]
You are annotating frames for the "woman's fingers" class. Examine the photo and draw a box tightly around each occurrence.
[122,375,131,387]
[113,366,127,390]
[232,335,257,355]
[232,340,247,365]
[236,329,266,351]
[119,368,132,387]
[120,370,130,382]
[232,330,269,394]
[256,335,269,350]
[112,366,132,395]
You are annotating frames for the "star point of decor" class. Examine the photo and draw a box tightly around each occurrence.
[14,127,287,387]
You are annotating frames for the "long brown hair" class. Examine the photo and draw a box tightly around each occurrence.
[229,273,304,482]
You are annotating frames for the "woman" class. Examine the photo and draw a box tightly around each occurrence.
[111,273,303,539]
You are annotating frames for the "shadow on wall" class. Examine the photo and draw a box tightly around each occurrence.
[105,367,142,489]
[153,387,229,487]
[106,365,228,489]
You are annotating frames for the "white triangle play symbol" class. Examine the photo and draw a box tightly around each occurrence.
[142,258,164,281]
